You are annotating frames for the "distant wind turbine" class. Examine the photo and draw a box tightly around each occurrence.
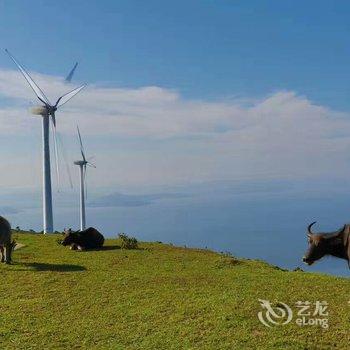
[74,126,96,231]
[6,49,86,233]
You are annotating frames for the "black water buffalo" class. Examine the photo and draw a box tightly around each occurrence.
[0,216,15,264]
[303,221,350,268]
[62,227,105,250]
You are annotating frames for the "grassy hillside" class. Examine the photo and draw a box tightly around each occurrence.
[0,232,350,349]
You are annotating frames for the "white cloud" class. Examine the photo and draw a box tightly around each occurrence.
[0,67,350,188]
[0,68,252,137]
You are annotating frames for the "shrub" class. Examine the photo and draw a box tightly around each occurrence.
[118,233,138,249]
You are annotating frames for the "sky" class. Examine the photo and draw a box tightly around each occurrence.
[1,1,350,188]
[1,1,350,274]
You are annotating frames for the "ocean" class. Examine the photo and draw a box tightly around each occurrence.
[4,182,350,277]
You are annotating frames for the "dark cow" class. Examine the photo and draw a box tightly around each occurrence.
[0,216,15,264]
[303,221,350,268]
[62,227,104,250]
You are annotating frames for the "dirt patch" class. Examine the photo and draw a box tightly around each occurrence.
[215,257,243,268]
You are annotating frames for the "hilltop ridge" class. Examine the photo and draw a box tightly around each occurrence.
[0,231,349,349]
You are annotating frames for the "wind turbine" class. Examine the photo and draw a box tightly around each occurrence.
[74,126,95,231]
[6,50,86,233]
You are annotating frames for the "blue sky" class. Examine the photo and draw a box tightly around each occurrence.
[1,1,350,192]
[1,1,350,108]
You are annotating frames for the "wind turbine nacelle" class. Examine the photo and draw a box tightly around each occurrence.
[30,106,48,116]
[74,160,86,166]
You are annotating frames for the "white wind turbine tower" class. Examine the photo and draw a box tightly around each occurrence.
[6,50,86,233]
[75,126,96,231]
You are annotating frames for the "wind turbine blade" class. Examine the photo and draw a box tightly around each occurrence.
[65,62,78,83]
[77,126,86,161]
[57,133,73,189]
[51,113,56,127]
[87,162,96,168]
[5,49,52,106]
[55,84,86,108]
[50,116,60,191]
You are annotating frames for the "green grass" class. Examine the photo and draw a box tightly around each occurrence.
[1,232,350,349]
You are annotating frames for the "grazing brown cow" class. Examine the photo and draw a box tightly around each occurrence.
[303,221,350,268]
[0,216,14,264]
[61,227,104,250]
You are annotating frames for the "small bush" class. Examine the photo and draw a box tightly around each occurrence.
[293,267,304,272]
[215,257,242,269]
[118,233,138,249]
